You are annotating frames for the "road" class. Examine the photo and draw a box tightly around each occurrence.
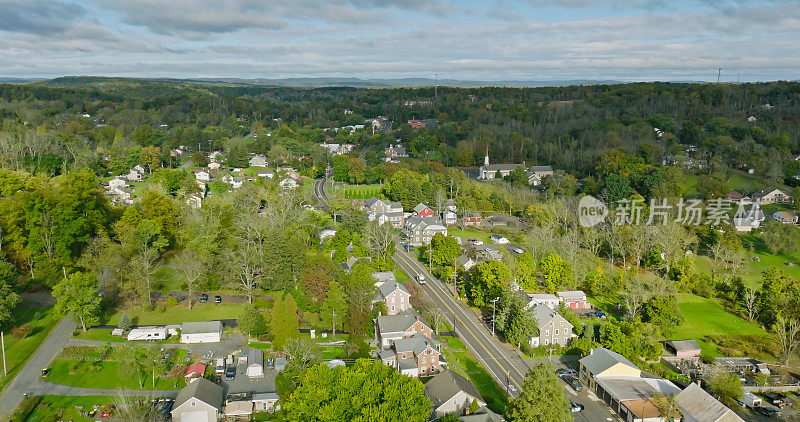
[0,317,76,418]
[313,169,331,207]
[393,247,620,420]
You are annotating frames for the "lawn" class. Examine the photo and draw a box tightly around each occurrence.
[332,183,384,199]
[0,306,59,393]
[670,294,765,342]
[46,358,183,390]
[107,303,242,325]
[394,269,411,283]
[447,228,493,244]
[441,336,507,414]
[20,395,119,422]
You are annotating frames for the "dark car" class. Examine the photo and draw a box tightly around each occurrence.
[564,376,583,392]
[214,295,222,304]
[225,366,236,380]
[199,294,208,303]
[755,405,782,418]
[555,368,577,378]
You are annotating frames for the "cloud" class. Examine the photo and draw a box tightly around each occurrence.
[0,0,85,35]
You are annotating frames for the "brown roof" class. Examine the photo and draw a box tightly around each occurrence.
[620,398,664,419]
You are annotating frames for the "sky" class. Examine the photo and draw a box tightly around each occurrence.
[0,0,798,82]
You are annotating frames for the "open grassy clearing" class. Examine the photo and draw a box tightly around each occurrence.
[670,294,764,342]
[46,359,183,390]
[447,228,493,244]
[20,395,120,422]
[107,303,242,325]
[0,306,59,392]
[332,183,384,199]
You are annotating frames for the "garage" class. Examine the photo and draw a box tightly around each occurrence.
[181,321,223,344]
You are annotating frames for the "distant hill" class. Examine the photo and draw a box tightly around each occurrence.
[0,77,43,83]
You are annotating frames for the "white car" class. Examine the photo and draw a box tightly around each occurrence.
[471,239,483,246]
[513,247,524,254]
[416,274,426,285]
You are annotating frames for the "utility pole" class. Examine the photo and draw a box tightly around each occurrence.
[491,298,498,335]
[428,246,433,276]
[1,331,6,376]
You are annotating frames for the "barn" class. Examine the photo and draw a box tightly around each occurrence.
[181,321,223,344]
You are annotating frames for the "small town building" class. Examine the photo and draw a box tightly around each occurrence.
[375,309,434,349]
[527,165,554,186]
[245,348,264,378]
[184,362,207,381]
[664,340,701,358]
[252,392,280,413]
[527,293,560,310]
[413,203,435,218]
[171,378,224,422]
[674,383,744,422]
[425,370,487,418]
[224,400,253,421]
[752,187,791,204]
[556,290,589,309]
[181,321,223,344]
[375,280,412,315]
[462,213,483,226]
[528,304,573,348]
[773,210,798,224]
[249,154,268,167]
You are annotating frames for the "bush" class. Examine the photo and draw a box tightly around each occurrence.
[166,297,179,307]
[118,313,133,331]
[11,324,32,339]
[10,396,41,422]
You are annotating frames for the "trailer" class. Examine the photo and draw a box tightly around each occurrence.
[742,392,762,408]
[126,326,168,341]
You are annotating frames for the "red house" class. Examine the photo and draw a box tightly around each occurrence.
[408,118,427,129]
[462,212,483,226]
[413,203,435,218]
[184,362,207,380]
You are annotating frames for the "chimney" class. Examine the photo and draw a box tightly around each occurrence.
[589,348,594,355]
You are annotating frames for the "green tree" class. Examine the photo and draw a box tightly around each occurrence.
[118,313,133,331]
[430,233,460,267]
[270,294,300,349]
[52,272,102,332]
[495,288,539,348]
[641,294,683,333]
[761,222,800,255]
[706,371,743,407]
[237,304,267,337]
[191,151,209,167]
[463,261,511,307]
[504,166,529,187]
[505,362,571,422]
[320,280,347,337]
[0,276,21,328]
[538,254,572,291]
[139,146,161,172]
[282,359,432,422]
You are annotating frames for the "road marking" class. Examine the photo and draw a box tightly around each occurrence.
[393,251,524,392]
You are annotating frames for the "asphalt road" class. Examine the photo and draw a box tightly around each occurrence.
[313,170,330,207]
[393,247,620,420]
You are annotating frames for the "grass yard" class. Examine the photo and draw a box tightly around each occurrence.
[46,359,184,390]
[447,228,493,244]
[107,303,242,325]
[333,183,383,199]
[670,294,764,342]
[0,306,59,393]
[441,336,507,414]
[394,269,411,283]
[20,395,119,422]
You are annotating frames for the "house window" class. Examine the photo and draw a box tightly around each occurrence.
[391,305,395,311]
[430,364,436,372]
[422,356,426,363]
[421,366,426,373]
[545,330,550,336]
[544,339,549,345]
[555,329,559,335]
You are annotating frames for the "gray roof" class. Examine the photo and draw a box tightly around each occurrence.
[246,348,263,367]
[365,197,383,208]
[413,203,430,213]
[182,321,223,335]
[379,349,395,360]
[594,376,680,402]
[531,304,572,329]
[579,347,639,376]
[174,377,224,410]
[398,358,417,370]
[252,392,279,401]
[674,383,743,422]
[378,280,409,299]
[481,164,524,171]
[528,165,553,173]
[372,271,397,284]
[425,370,485,407]
[459,408,505,422]
[458,255,474,266]
[752,187,787,198]
[393,333,439,355]
[665,340,700,352]
[529,293,559,301]
[376,309,429,334]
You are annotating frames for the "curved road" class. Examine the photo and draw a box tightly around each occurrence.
[313,169,331,207]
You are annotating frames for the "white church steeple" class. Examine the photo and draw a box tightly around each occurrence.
[484,146,489,166]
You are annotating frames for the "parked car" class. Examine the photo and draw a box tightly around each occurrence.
[755,405,782,418]
[564,376,583,392]
[594,311,607,319]
[215,358,225,374]
[512,247,524,254]
[199,293,208,303]
[225,366,236,380]
[570,402,584,413]
[555,368,578,378]
[214,295,222,303]
[472,239,483,246]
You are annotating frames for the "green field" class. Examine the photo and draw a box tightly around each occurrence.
[20,396,119,422]
[0,307,59,392]
[333,183,383,199]
[447,228,493,244]
[46,359,184,390]
[670,294,765,341]
[441,336,507,414]
[107,303,243,325]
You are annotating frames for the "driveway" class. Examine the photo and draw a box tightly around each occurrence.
[0,317,76,418]
[32,381,177,398]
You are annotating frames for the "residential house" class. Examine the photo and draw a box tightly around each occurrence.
[773,210,798,224]
[249,154,268,167]
[245,348,264,378]
[194,169,211,182]
[664,340,701,358]
[733,203,765,231]
[458,255,476,271]
[388,333,441,377]
[384,144,408,161]
[221,173,243,189]
[404,216,447,245]
[171,378,224,422]
[674,383,744,422]
[662,154,707,169]
[752,187,791,204]
[186,193,203,209]
[579,347,642,387]
[372,271,397,285]
[413,203,435,218]
[488,214,519,227]
[371,211,405,228]
[108,177,128,191]
[425,370,487,418]
[365,197,403,215]
[527,165,554,186]
[258,170,275,179]
[184,362,207,381]
[181,321,223,344]
[279,177,298,189]
[527,293,560,310]
[375,309,434,349]
[726,190,745,201]
[224,400,253,421]
[489,234,509,244]
[252,392,280,413]
[408,118,436,129]
[208,161,221,170]
[320,142,355,156]
[319,228,337,241]
[442,210,458,225]
[459,409,505,421]
[462,213,483,226]
[375,280,412,315]
[528,304,573,348]
[126,167,144,182]
[556,290,589,309]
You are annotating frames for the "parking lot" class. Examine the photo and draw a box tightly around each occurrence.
[540,356,622,422]
[216,362,278,395]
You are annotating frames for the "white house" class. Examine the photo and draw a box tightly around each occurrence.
[249,154,268,167]
[252,393,280,413]
[194,169,210,182]
[425,370,488,418]
[126,168,144,182]
[186,194,203,209]
[171,378,224,422]
[489,234,509,244]
[527,293,560,310]
[208,161,221,170]
[181,321,223,344]
[127,326,168,341]
[279,178,298,189]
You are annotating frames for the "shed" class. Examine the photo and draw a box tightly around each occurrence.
[245,348,264,378]
[181,321,223,344]
[171,378,224,422]
[252,392,280,413]
[185,362,207,380]
[665,340,701,357]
